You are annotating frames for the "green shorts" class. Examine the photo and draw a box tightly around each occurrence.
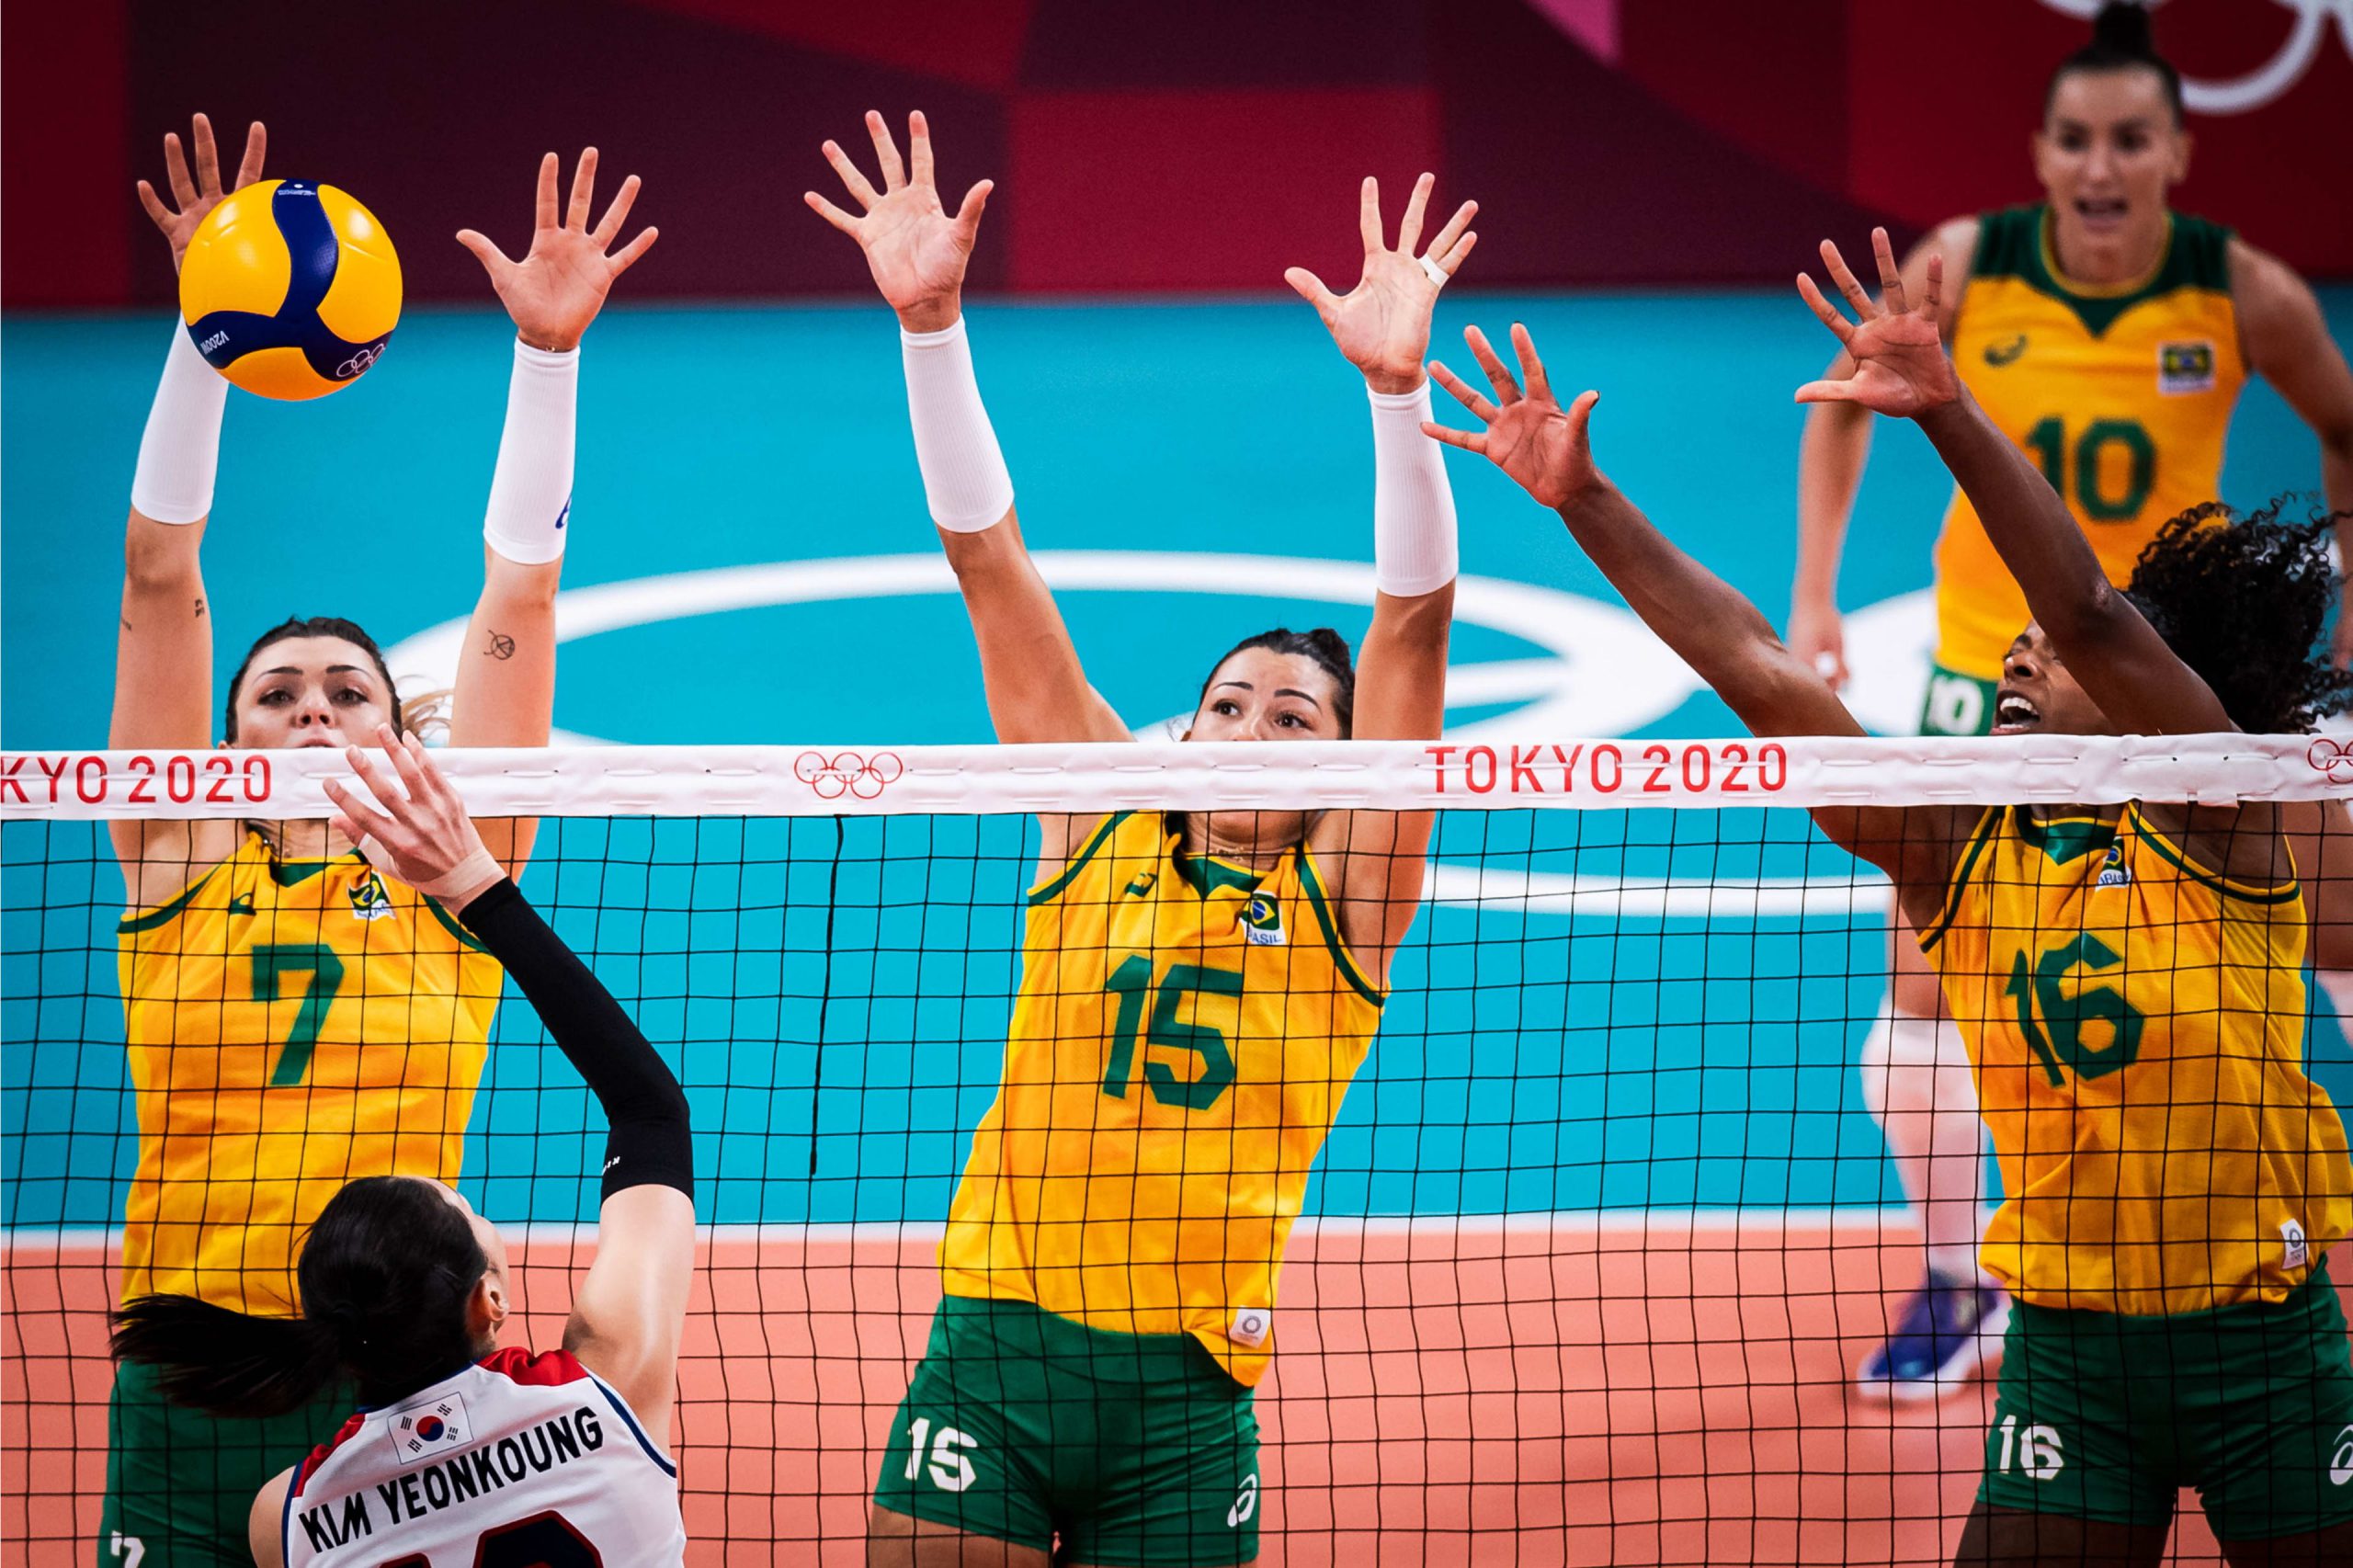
[100,1358,352,1567]
[874,1295,1261,1566]
[1919,660,2000,737]
[1978,1256,2353,1540]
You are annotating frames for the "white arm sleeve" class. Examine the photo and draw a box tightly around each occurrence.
[129,325,230,526]
[481,340,579,565]
[1368,381,1460,597]
[901,316,1015,533]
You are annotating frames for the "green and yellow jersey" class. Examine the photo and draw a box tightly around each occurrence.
[938,811,1385,1384]
[1935,206,2247,680]
[117,833,503,1315]
[1922,804,2352,1315]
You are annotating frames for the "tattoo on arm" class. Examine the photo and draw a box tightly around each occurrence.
[483,630,517,660]
[193,597,206,619]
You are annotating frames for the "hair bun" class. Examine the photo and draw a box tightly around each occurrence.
[2093,1,2155,56]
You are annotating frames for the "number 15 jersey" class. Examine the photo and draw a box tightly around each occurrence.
[939,811,1387,1384]
[117,834,503,1314]
[1922,805,2351,1316]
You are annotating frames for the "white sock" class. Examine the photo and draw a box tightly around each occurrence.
[1859,1005,1990,1284]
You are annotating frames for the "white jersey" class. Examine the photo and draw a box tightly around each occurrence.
[284,1347,684,1568]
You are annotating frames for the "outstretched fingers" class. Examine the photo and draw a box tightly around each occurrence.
[161,131,198,210]
[592,173,642,248]
[534,152,562,233]
[1870,226,1906,317]
[951,179,993,242]
[454,228,516,277]
[135,180,173,231]
[1817,238,1877,321]
[1428,359,1499,426]
[821,139,881,210]
[1396,173,1434,255]
[909,110,935,188]
[804,190,860,236]
[1919,251,1945,324]
[233,120,267,191]
[608,224,660,275]
[1419,417,1490,457]
[1358,176,1384,255]
[1794,271,1856,345]
[565,147,599,232]
[1284,267,1341,327]
[865,110,906,193]
[1464,324,1524,406]
[1510,323,1552,403]
[190,113,222,198]
[1424,199,1476,265]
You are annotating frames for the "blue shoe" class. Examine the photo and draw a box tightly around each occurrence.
[1855,1272,2009,1403]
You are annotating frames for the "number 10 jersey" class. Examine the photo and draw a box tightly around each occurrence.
[938,811,1387,1385]
[117,833,502,1314]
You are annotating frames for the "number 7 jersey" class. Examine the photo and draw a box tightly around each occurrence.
[1922,805,2351,1315]
[117,834,503,1314]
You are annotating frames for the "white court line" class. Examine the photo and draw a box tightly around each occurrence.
[5,1209,1910,1255]
[1421,861,1891,920]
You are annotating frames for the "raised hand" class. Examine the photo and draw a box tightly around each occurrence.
[1422,324,1598,509]
[1793,228,1958,419]
[458,150,658,354]
[136,113,267,275]
[806,111,991,334]
[1286,175,1476,394]
[321,727,504,906]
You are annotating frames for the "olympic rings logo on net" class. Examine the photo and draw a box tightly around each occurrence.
[793,750,905,800]
[2306,737,2353,784]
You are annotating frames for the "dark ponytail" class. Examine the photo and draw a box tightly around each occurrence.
[1198,627,1358,736]
[2047,3,2183,122]
[110,1176,489,1419]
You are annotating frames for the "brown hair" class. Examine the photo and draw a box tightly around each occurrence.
[223,615,404,741]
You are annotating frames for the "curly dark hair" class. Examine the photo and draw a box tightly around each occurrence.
[2121,496,2353,733]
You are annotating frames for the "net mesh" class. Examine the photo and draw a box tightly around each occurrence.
[6,737,2352,1566]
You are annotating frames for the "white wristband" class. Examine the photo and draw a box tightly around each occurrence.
[1368,381,1459,597]
[130,324,231,525]
[901,317,1015,532]
[481,340,579,565]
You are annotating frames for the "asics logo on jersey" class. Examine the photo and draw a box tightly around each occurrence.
[2331,1424,2353,1484]
[1984,335,2029,367]
[793,750,904,800]
[1228,1473,1259,1527]
[227,892,256,918]
[1125,871,1157,898]
[2306,737,2353,784]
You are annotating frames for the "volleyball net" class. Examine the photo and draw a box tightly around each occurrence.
[6,734,2353,1566]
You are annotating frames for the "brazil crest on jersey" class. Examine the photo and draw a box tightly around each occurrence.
[938,811,1386,1384]
[1922,805,2352,1314]
[1934,207,2247,678]
[117,834,504,1314]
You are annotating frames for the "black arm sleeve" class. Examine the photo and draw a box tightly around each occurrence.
[456,879,695,1202]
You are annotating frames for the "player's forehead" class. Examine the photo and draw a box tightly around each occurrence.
[2045,67,2172,131]
[245,636,380,682]
[1202,648,1335,705]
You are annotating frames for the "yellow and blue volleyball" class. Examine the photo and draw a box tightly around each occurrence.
[179,179,402,401]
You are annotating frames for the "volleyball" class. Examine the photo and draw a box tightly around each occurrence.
[178,178,401,401]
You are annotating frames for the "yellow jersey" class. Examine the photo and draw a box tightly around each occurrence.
[117,833,504,1315]
[1934,206,2247,678]
[1921,804,2351,1314]
[938,811,1387,1383]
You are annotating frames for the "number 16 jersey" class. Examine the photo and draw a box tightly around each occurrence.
[1921,804,2351,1316]
[938,811,1387,1384]
[117,833,503,1314]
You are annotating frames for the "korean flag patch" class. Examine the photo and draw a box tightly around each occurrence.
[387,1391,472,1466]
[2158,340,2216,395]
